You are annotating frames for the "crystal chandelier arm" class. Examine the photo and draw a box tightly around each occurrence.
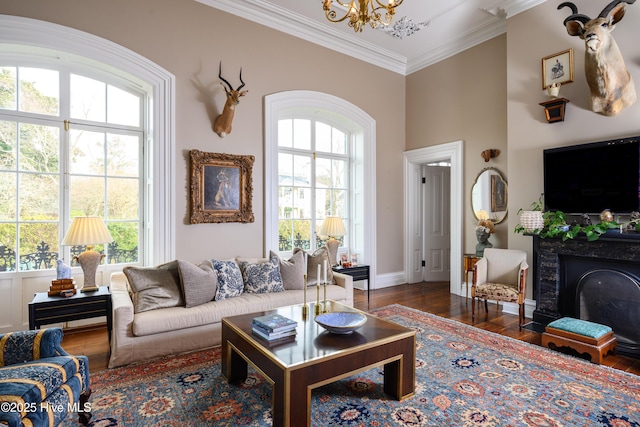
[373,0,403,7]
[371,0,402,26]
[323,0,403,32]
[323,0,358,23]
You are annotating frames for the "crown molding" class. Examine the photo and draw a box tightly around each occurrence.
[196,0,547,75]
[407,15,506,74]
[196,0,407,74]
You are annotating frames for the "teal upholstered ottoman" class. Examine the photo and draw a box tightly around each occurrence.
[541,317,617,364]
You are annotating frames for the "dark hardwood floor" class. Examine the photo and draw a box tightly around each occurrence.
[61,281,640,375]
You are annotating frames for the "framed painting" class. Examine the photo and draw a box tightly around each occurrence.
[542,48,574,89]
[491,174,507,212]
[190,150,255,224]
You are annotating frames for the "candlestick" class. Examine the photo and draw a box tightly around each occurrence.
[323,281,328,313]
[302,273,308,319]
[315,283,321,315]
[323,260,327,284]
[317,264,321,285]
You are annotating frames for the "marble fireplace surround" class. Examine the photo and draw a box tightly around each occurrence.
[532,233,640,357]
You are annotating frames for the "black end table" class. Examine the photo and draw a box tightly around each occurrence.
[332,264,370,303]
[29,286,112,341]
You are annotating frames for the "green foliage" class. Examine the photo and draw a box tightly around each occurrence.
[514,195,622,241]
[516,193,544,215]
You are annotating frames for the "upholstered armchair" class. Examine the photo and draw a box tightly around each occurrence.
[0,328,91,427]
[472,248,528,329]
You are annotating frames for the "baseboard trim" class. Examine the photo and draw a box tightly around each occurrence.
[353,271,405,291]
[501,300,536,319]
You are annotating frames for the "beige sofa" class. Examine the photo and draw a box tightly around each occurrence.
[108,270,353,368]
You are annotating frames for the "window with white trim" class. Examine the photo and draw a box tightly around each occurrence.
[0,64,143,271]
[277,117,349,252]
[265,91,375,281]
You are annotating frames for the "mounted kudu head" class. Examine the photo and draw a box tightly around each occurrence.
[213,62,248,138]
[558,0,636,116]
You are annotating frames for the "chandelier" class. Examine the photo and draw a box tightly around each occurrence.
[322,0,404,33]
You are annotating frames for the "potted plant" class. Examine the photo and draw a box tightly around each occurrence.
[515,195,620,241]
[515,194,544,234]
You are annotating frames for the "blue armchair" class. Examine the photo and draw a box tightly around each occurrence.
[0,328,91,427]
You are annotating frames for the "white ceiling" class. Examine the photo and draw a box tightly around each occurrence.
[196,0,547,75]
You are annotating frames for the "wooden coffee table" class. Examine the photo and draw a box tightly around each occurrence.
[221,300,416,427]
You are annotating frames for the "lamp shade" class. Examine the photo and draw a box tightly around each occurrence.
[319,216,346,237]
[62,217,114,246]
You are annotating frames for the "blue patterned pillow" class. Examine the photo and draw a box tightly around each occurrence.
[211,259,244,300]
[241,257,285,294]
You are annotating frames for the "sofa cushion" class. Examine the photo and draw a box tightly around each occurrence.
[131,285,348,336]
[294,246,334,285]
[123,261,183,313]
[177,260,218,308]
[240,257,285,294]
[212,259,244,300]
[270,250,305,290]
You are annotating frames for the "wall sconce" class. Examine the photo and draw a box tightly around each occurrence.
[480,149,500,162]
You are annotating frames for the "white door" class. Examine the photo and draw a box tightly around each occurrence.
[423,165,451,281]
[407,163,424,283]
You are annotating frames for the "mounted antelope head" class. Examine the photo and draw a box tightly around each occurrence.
[558,0,636,116]
[213,62,248,138]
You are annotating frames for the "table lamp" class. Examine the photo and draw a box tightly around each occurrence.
[62,217,113,292]
[319,216,346,266]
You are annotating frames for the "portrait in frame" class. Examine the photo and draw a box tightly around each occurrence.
[541,48,574,89]
[491,174,507,212]
[190,150,255,224]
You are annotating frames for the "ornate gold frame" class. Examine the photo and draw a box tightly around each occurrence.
[541,48,574,89]
[190,150,255,224]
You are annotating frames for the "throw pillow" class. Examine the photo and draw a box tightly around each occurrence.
[240,257,285,294]
[211,259,244,300]
[293,246,334,285]
[269,250,305,290]
[177,259,217,308]
[123,260,184,313]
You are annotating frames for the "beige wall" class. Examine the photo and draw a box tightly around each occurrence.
[406,35,509,256]
[3,0,639,292]
[0,0,406,275]
[507,1,640,298]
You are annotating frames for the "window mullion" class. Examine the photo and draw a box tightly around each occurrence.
[310,120,317,250]
[60,120,71,262]
[60,69,70,252]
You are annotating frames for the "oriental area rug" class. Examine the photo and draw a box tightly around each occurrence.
[62,305,640,427]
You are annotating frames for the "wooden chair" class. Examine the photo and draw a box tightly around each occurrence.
[472,248,528,329]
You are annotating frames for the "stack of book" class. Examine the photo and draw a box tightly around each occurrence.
[48,278,76,297]
[251,313,297,341]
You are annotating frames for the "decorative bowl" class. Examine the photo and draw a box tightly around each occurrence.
[314,312,367,334]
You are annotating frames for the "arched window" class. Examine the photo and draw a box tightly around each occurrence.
[265,91,376,284]
[0,64,143,271]
[0,15,175,279]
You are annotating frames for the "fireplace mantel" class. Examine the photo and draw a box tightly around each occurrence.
[532,231,640,357]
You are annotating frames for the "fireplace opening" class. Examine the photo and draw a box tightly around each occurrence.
[560,255,640,356]
[576,269,640,354]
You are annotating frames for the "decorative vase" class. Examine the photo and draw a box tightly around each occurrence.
[547,83,561,98]
[600,209,614,223]
[519,210,544,233]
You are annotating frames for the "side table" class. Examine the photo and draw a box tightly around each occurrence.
[463,254,481,299]
[29,286,113,341]
[333,264,370,303]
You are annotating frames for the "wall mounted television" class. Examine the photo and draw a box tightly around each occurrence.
[543,136,640,214]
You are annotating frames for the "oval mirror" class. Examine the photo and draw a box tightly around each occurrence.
[471,167,508,224]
